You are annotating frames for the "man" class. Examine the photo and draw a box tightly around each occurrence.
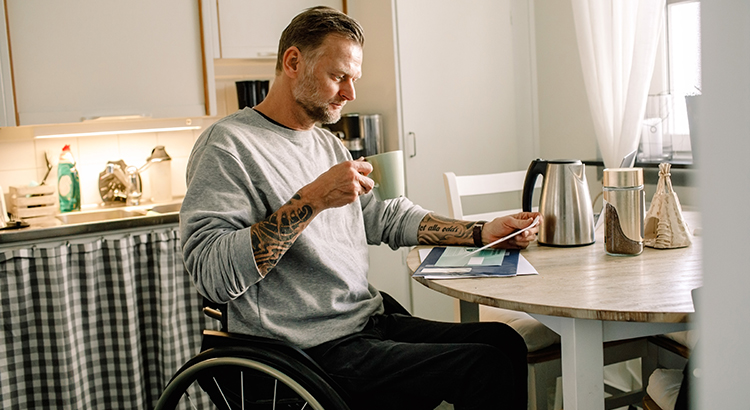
[180,6,541,410]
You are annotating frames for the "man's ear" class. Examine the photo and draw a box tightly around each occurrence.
[282,47,302,78]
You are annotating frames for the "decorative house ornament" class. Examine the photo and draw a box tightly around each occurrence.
[644,163,693,249]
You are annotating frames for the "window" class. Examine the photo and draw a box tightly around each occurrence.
[641,0,701,163]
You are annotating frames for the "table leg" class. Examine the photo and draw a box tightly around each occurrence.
[459,300,479,322]
[533,314,690,410]
[559,317,605,410]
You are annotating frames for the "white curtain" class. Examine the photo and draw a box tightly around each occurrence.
[571,0,665,168]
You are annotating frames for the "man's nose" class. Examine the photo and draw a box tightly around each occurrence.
[340,80,356,101]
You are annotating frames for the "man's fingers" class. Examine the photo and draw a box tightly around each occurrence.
[352,158,373,176]
[358,174,374,194]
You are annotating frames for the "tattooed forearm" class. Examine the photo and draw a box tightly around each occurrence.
[417,213,476,246]
[250,193,316,276]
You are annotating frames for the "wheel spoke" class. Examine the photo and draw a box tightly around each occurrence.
[273,379,278,410]
[156,355,338,410]
[213,376,232,409]
[185,391,198,410]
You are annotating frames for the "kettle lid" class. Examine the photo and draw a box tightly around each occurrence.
[545,159,582,164]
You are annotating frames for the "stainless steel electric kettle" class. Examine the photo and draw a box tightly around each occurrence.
[522,159,595,246]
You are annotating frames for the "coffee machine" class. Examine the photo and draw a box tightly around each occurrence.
[323,113,383,158]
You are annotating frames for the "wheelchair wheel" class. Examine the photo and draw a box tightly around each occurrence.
[155,346,350,410]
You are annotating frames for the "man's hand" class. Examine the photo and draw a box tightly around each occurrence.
[251,159,374,276]
[298,159,374,211]
[483,212,543,249]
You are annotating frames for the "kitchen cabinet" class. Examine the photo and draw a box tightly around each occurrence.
[367,244,412,312]
[0,4,13,127]
[3,0,214,126]
[391,0,537,321]
[213,0,343,59]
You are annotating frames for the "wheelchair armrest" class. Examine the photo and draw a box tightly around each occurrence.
[203,306,223,322]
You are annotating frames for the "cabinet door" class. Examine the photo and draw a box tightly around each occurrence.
[217,0,343,59]
[367,245,412,312]
[394,0,532,321]
[395,0,522,216]
[5,0,209,125]
[0,2,14,127]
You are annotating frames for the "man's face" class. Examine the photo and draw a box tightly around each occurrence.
[292,35,362,125]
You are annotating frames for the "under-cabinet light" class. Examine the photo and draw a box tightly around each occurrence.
[34,125,201,139]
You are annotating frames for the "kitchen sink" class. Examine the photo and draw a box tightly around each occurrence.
[148,202,182,214]
[54,199,182,225]
[56,208,149,225]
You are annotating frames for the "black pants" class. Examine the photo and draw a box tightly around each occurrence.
[304,313,528,410]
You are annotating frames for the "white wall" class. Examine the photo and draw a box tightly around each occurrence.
[533,0,603,209]
[697,1,750,407]
[533,0,597,163]
[345,0,401,153]
[0,125,206,210]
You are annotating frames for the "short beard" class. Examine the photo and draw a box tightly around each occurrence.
[292,65,343,124]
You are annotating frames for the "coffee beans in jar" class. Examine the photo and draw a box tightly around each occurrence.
[602,168,645,256]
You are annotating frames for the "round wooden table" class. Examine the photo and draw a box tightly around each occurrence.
[407,213,702,409]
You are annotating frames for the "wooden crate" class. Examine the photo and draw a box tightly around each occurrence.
[10,185,57,220]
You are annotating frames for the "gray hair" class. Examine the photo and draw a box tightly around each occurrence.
[275,6,365,73]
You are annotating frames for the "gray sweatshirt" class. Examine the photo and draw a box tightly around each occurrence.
[180,108,429,349]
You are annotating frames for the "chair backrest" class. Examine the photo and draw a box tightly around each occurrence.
[443,170,541,221]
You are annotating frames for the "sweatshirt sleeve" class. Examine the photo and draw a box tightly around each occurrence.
[359,192,430,249]
[180,142,264,304]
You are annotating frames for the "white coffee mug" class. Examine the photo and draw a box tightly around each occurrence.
[365,150,405,200]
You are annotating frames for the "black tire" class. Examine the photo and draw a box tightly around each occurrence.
[155,345,350,410]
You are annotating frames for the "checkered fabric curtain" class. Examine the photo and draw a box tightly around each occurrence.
[0,227,218,409]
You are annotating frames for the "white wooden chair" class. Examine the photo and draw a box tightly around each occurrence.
[444,170,537,220]
[443,170,655,410]
[444,171,561,410]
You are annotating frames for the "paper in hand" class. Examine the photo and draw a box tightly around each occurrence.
[466,216,541,256]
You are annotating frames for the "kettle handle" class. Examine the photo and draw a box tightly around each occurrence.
[522,159,547,212]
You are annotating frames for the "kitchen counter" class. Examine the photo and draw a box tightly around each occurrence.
[0,199,182,246]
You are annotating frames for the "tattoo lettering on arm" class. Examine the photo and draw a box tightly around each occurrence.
[417,213,476,246]
[250,193,316,276]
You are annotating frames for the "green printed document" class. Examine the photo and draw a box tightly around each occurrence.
[413,247,519,279]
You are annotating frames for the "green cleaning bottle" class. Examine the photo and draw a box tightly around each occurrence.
[58,144,81,212]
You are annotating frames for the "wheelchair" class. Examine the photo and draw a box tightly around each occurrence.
[155,292,410,410]
[154,299,352,410]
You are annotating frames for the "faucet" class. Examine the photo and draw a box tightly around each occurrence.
[124,165,143,205]
[99,160,143,206]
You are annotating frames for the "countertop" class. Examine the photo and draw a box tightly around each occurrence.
[0,200,182,246]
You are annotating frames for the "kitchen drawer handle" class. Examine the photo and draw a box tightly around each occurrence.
[409,132,417,158]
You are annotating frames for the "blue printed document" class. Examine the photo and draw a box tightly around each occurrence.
[413,246,519,279]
